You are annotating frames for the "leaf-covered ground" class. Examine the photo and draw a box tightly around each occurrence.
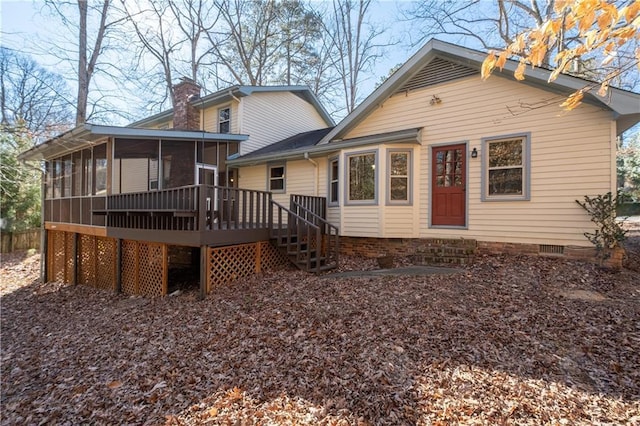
[1,239,639,425]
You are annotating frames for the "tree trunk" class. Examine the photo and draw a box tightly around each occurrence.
[76,0,88,125]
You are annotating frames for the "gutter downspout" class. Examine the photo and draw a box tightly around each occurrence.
[304,152,318,196]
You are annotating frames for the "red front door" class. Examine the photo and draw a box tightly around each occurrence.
[432,144,466,226]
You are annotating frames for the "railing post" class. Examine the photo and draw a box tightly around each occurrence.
[268,193,273,231]
[198,185,207,231]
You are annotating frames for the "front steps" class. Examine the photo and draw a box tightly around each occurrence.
[409,239,477,265]
[272,234,337,273]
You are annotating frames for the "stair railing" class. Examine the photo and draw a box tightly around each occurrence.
[271,200,337,273]
[290,199,339,268]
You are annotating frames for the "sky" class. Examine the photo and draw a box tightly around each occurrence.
[1,0,431,125]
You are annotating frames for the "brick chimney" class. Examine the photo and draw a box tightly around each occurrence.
[172,77,201,130]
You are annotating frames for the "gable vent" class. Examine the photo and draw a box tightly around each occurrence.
[394,58,478,94]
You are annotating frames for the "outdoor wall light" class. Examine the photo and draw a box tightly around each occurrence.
[471,147,478,158]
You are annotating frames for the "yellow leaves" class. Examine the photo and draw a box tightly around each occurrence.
[620,2,640,24]
[482,0,638,111]
[579,8,596,33]
[598,80,610,97]
[560,89,586,110]
[529,44,548,67]
[496,52,508,70]
[481,51,497,80]
[514,61,527,80]
[554,0,573,14]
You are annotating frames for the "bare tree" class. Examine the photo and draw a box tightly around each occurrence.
[42,0,126,124]
[403,0,557,57]
[322,0,391,114]
[402,0,638,88]
[119,0,223,108]
[206,0,282,86]
[0,49,73,231]
[168,0,221,85]
[120,0,183,106]
[0,47,73,139]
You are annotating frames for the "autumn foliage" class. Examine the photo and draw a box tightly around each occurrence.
[482,0,640,109]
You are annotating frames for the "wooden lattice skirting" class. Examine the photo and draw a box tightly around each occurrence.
[121,240,167,297]
[47,231,284,296]
[207,241,289,292]
[46,230,168,297]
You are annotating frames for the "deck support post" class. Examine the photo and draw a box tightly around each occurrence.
[115,238,122,293]
[41,228,48,283]
[72,232,78,285]
[199,245,207,300]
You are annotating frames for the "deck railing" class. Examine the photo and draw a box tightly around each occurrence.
[103,185,272,231]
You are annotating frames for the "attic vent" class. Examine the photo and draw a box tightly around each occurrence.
[394,58,478,94]
[539,244,565,255]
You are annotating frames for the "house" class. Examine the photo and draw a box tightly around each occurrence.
[20,40,640,297]
[19,81,336,297]
[228,39,639,264]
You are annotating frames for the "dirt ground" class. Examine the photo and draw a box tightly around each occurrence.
[1,238,639,425]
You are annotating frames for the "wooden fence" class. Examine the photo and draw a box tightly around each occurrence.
[1,229,41,253]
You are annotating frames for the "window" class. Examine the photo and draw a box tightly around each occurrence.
[268,164,285,192]
[82,148,92,196]
[346,151,376,204]
[62,155,72,197]
[482,133,530,201]
[218,107,230,133]
[72,151,82,196]
[93,144,107,195]
[388,150,411,204]
[328,157,339,206]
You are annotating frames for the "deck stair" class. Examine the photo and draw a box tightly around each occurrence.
[270,196,339,273]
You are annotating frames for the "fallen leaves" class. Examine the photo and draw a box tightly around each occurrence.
[1,242,639,424]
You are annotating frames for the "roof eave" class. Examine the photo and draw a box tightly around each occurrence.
[18,124,249,162]
[228,128,421,167]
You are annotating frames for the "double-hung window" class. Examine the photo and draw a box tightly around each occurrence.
[387,149,411,204]
[328,157,339,206]
[482,133,530,201]
[268,164,285,192]
[346,151,377,204]
[218,107,230,133]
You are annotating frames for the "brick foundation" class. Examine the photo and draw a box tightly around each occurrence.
[338,236,622,269]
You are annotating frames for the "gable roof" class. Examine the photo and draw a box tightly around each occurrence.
[319,39,640,143]
[131,85,335,129]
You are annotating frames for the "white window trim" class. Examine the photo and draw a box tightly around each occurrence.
[328,156,339,207]
[267,163,286,193]
[481,132,531,201]
[344,150,378,206]
[386,148,412,205]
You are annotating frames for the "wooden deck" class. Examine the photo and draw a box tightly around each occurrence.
[95,185,273,246]
[44,186,338,275]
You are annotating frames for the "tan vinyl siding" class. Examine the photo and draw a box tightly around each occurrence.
[341,207,381,237]
[203,101,239,133]
[240,92,328,155]
[342,75,615,246]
